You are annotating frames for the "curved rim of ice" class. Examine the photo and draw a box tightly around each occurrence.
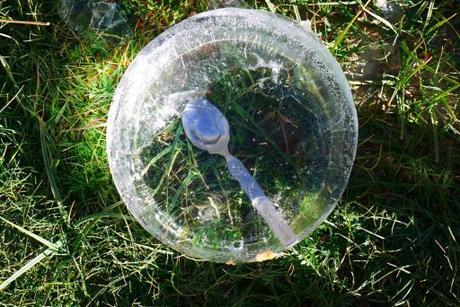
[106,7,358,262]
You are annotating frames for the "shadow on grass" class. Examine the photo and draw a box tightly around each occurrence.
[73,102,459,306]
[145,106,459,306]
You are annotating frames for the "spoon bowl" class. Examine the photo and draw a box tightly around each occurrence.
[181,99,230,155]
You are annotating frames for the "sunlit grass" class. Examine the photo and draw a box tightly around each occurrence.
[0,0,459,305]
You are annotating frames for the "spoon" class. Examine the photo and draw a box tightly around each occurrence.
[181,98,297,247]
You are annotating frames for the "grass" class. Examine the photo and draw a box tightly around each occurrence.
[0,0,459,305]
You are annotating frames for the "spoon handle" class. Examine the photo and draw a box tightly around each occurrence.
[226,157,297,247]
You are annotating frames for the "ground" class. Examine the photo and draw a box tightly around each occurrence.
[0,0,459,305]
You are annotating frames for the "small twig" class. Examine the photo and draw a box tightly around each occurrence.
[0,19,50,26]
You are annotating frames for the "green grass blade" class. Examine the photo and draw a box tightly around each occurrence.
[0,248,54,292]
[0,55,18,88]
[362,6,397,34]
[140,145,173,176]
[333,0,371,51]
[264,0,276,13]
[39,120,68,223]
[0,216,59,251]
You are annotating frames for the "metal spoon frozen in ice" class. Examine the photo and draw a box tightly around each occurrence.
[181,98,297,247]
